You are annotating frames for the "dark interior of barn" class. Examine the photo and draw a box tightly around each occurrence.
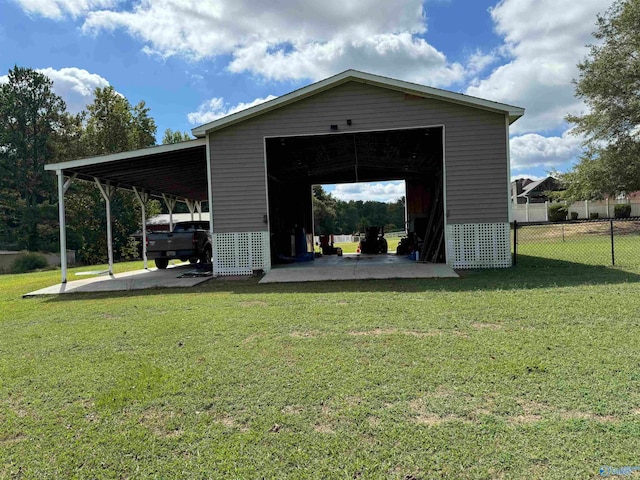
[265,127,445,264]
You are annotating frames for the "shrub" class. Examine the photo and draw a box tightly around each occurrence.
[590,212,599,219]
[548,204,568,222]
[570,211,579,220]
[120,236,140,260]
[11,252,48,274]
[614,204,631,218]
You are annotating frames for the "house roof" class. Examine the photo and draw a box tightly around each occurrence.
[517,176,557,198]
[191,69,525,137]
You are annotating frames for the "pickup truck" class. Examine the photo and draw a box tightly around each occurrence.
[146,221,212,269]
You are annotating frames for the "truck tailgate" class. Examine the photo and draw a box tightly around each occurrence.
[147,232,194,252]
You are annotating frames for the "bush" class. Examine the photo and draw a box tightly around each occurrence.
[614,204,631,218]
[548,204,568,222]
[570,211,579,220]
[590,212,599,219]
[11,252,48,273]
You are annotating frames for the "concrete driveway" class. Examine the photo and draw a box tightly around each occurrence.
[24,263,213,297]
[260,253,458,283]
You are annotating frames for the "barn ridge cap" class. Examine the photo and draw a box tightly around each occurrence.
[191,69,525,138]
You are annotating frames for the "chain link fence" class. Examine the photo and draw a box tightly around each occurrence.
[512,218,640,268]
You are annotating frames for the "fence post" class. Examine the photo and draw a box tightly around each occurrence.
[585,200,589,219]
[545,201,549,221]
[610,219,615,266]
[513,220,517,267]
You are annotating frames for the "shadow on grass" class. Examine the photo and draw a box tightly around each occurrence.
[38,255,640,302]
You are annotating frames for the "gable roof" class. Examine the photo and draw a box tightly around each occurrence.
[517,176,560,198]
[191,69,525,138]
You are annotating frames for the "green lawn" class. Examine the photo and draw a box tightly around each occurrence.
[334,237,400,254]
[2,255,640,478]
[515,223,640,268]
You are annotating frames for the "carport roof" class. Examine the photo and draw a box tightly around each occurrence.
[191,69,525,137]
[44,138,208,201]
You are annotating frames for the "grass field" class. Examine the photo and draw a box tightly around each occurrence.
[515,222,640,268]
[334,237,400,254]
[2,248,640,478]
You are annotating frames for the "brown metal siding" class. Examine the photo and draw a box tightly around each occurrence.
[209,81,508,233]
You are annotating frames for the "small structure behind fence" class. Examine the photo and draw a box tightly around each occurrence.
[313,231,405,246]
[512,199,640,223]
[512,218,640,268]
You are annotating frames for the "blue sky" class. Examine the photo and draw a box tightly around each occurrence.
[0,0,612,202]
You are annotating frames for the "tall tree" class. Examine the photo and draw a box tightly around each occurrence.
[131,101,157,149]
[85,86,135,154]
[564,0,640,198]
[312,185,337,234]
[0,66,67,250]
[65,86,159,263]
[162,128,192,144]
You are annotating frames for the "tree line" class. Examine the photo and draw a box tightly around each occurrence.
[313,185,405,234]
[0,66,190,263]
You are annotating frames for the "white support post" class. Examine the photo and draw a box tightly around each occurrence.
[195,201,203,220]
[163,194,177,231]
[545,201,549,222]
[95,178,116,275]
[525,198,530,223]
[606,197,611,218]
[185,199,196,221]
[56,170,75,283]
[585,200,589,219]
[133,187,149,270]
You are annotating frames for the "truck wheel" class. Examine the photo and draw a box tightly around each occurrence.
[155,258,169,269]
[201,246,212,265]
[189,258,198,264]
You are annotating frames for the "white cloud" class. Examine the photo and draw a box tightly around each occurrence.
[331,181,405,203]
[467,0,615,134]
[465,49,499,76]
[510,173,544,182]
[13,0,116,19]
[227,33,466,85]
[37,67,110,112]
[0,67,109,113]
[510,129,584,170]
[187,95,278,126]
[37,0,467,86]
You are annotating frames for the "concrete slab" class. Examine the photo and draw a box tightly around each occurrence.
[259,253,458,283]
[24,264,213,297]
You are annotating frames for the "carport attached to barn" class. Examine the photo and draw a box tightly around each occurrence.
[45,70,524,283]
[45,138,210,282]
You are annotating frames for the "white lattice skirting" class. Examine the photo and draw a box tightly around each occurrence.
[212,231,271,275]
[446,223,511,269]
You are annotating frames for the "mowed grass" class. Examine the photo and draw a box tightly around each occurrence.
[516,224,640,268]
[335,237,401,254]
[2,250,640,478]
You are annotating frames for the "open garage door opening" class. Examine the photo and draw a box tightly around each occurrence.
[265,126,446,265]
[312,180,406,255]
